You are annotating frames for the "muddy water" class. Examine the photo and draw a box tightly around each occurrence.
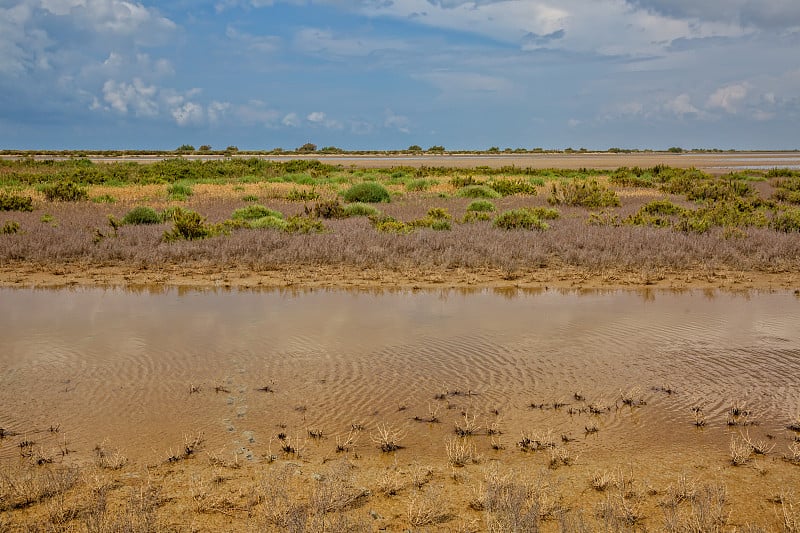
[1,287,799,466]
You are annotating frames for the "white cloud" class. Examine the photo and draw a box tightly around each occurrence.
[101,78,158,116]
[282,112,300,127]
[171,102,204,126]
[226,26,281,53]
[235,100,281,126]
[306,111,342,129]
[207,101,230,123]
[384,110,410,133]
[707,83,749,113]
[294,27,409,57]
[664,93,701,116]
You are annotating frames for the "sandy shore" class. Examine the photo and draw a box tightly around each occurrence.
[2,262,798,292]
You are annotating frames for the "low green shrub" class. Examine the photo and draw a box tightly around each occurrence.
[450,175,479,188]
[456,185,501,199]
[1,221,20,234]
[249,215,287,230]
[426,207,451,220]
[375,219,411,233]
[286,188,320,202]
[406,178,437,191]
[494,209,549,230]
[524,207,560,220]
[0,192,33,211]
[231,204,283,221]
[122,206,162,225]
[587,210,621,226]
[284,215,326,233]
[462,211,493,223]
[548,180,619,208]
[41,181,88,202]
[91,194,117,204]
[242,194,259,202]
[625,200,686,228]
[773,176,800,204]
[488,178,538,196]
[166,182,193,200]
[771,208,800,232]
[343,203,379,217]
[343,182,391,203]
[466,200,495,212]
[640,200,685,216]
[163,208,214,241]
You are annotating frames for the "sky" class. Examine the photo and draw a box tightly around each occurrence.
[1,0,799,150]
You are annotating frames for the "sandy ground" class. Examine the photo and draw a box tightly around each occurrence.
[2,262,799,292]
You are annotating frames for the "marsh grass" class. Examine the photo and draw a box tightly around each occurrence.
[166,182,193,200]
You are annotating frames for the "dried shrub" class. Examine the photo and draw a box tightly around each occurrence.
[308,199,346,219]
[41,181,88,202]
[122,206,162,225]
[343,182,391,203]
[0,192,33,212]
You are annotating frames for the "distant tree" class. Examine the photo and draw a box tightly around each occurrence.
[225,146,239,152]
[407,145,423,152]
[667,146,684,153]
[198,145,212,152]
[488,146,500,152]
[427,145,445,152]
[320,146,343,153]
[297,143,317,153]
[564,147,575,153]
[176,144,195,152]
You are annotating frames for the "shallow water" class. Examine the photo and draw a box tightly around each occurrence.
[1,287,799,464]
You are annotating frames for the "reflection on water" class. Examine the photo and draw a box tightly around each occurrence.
[0,288,798,462]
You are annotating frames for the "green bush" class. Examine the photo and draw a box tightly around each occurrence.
[1,221,20,234]
[41,181,88,202]
[463,211,493,223]
[242,194,259,202]
[284,215,326,233]
[456,185,501,199]
[343,182,391,203]
[771,208,800,232]
[286,188,320,202]
[548,180,620,208]
[91,194,117,204]
[0,192,33,211]
[426,207,451,220]
[375,219,411,233]
[343,203,379,217]
[450,175,479,188]
[122,206,162,225]
[405,178,437,192]
[231,204,283,221]
[250,215,288,230]
[167,182,193,200]
[163,208,214,241]
[494,209,549,230]
[488,178,538,196]
[640,200,685,216]
[466,200,495,212]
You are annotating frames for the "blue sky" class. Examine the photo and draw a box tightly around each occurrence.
[1,0,799,150]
